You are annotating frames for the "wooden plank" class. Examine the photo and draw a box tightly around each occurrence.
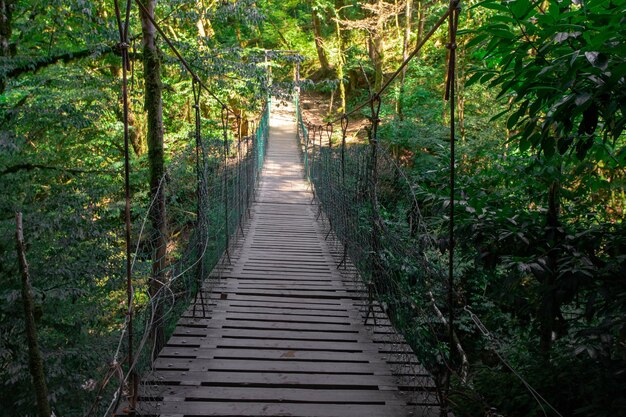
[206,320,355,333]
[153,358,394,374]
[186,327,366,342]
[160,347,377,362]
[138,386,440,406]
[232,280,343,287]
[210,311,352,324]
[216,288,360,299]
[245,257,331,264]
[241,264,332,272]
[139,386,406,403]
[211,338,367,352]
[142,370,400,389]
[213,303,351,318]
[199,299,349,312]
[206,293,346,305]
[134,401,415,417]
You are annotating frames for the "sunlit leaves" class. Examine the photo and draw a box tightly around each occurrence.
[470,0,626,160]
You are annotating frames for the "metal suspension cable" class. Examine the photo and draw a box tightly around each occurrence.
[133,0,232,111]
[191,78,207,319]
[464,306,564,417]
[221,105,231,263]
[295,101,455,405]
[340,115,348,182]
[326,122,333,148]
[293,1,466,410]
[327,6,452,124]
[112,0,137,413]
[89,5,274,415]
[236,114,245,236]
[444,0,460,410]
[292,2,564,414]
[95,106,271,416]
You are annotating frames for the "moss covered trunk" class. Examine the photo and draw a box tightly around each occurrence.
[140,0,166,359]
[369,0,385,91]
[312,5,330,73]
[334,2,346,113]
[397,0,412,119]
[16,213,51,417]
[0,0,15,93]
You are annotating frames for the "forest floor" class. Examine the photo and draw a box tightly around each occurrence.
[298,91,369,144]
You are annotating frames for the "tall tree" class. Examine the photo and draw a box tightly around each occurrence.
[311,1,331,75]
[397,0,412,119]
[0,0,15,93]
[472,0,626,354]
[337,0,400,91]
[414,0,425,56]
[333,0,347,113]
[16,213,51,417]
[139,0,166,359]
[369,0,385,91]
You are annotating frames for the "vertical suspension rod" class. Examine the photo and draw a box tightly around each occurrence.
[221,105,231,263]
[236,114,245,235]
[192,77,206,318]
[445,0,460,406]
[113,0,137,412]
[338,114,349,268]
[364,95,382,326]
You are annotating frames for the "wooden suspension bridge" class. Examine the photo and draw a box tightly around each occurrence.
[130,103,439,417]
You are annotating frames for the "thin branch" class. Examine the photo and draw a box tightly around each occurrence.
[0,163,115,176]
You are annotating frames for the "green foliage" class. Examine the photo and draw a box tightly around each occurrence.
[1,0,625,415]
[0,0,274,413]
[470,0,626,161]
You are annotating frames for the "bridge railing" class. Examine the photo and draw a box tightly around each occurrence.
[90,101,270,417]
[295,92,453,414]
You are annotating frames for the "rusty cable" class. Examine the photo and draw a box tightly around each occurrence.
[221,105,231,263]
[326,122,333,148]
[444,0,460,410]
[327,7,452,124]
[113,0,137,412]
[340,114,348,182]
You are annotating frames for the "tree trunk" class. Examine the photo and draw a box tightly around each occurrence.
[16,213,52,417]
[415,0,425,57]
[116,91,145,156]
[128,102,145,156]
[0,0,15,93]
[397,0,412,119]
[370,0,385,91]
[312,6,331,73]
[196,0,214,41]
[334,3,346,113]
[540,177,563,355]
[457,40,466,140]
[140,0,166,360]
[394,0,401,38]
[328,88,335,117]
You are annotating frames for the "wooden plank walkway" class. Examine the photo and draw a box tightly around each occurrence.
[135,103,438,417]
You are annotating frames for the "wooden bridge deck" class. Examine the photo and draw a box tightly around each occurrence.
[135,104,438,417]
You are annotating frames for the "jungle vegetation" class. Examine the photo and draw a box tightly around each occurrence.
[0,0,624,416]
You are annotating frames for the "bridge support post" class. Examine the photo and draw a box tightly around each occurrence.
[113,1,138,410]
[192,78,207,318]
[236,115,245,237]
[222,105,231,264]
[364,95,383,325]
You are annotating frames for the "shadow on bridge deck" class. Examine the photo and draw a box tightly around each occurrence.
[134,102,439,417]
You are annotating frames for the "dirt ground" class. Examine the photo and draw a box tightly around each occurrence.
[297,91,370,144]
